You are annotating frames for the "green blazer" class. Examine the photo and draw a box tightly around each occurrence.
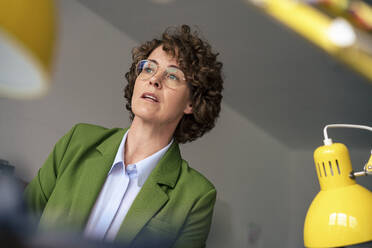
[24,123,216,248]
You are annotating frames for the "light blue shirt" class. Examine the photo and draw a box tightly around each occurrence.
[84,130,173,241]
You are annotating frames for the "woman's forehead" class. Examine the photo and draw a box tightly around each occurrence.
[148,46,179,67]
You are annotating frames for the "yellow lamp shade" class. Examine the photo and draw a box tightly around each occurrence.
[0,0,56,99]
[304,143,372,247]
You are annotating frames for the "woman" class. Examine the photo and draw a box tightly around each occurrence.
[25,24,223,248]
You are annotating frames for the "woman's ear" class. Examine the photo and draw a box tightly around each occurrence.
[184,103,193,114]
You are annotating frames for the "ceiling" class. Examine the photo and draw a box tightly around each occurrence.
[76,0,372,149]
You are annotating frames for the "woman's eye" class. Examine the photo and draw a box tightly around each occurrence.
[143,67,153,73]
[168,74,180,81]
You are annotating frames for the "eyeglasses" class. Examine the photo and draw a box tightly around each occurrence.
[136,60,187,89]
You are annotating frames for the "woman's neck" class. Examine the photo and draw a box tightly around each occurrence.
[124,117,175,166]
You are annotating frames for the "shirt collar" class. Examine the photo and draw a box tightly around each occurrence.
[109,129,173,187]
[111,130,127,167]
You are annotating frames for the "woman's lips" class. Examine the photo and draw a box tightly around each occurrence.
[141,92,159,102]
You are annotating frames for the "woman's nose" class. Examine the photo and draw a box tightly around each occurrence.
[149,72,163,89]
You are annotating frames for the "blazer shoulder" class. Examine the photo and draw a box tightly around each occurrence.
[69,123,124,144]
[179,160,216,194]
[73,122,117,135]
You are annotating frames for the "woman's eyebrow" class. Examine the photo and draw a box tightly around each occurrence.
[148,59,158,64]
[148,59,180,70]
[168,65,181,70]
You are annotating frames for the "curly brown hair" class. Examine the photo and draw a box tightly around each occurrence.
[124,24,223,143]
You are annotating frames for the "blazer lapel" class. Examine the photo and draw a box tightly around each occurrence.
[68,128,126,229]
[115,141,182,246]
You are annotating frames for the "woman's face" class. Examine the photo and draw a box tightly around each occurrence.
[131,46,192,128]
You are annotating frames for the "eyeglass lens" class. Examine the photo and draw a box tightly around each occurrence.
[136,60,186,89]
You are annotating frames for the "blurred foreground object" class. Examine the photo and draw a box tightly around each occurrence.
[0,0,57,99]
[248,0,372,83]
[0,159,15,176]
[0,172,124,247]
[304,124,372,247]
[311,0,372,32]
[0,173,32,247]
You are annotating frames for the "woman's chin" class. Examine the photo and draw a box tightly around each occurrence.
[133,112,159,124]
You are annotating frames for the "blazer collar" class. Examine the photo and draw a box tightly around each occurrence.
[96,127,182,188]
[70,127,126,230]
[150,140,182,188]
[96,127,127,159]
[110,128,183,246]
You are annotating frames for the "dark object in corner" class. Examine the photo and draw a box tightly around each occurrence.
[0,159,15,176]
[0,160,28,189]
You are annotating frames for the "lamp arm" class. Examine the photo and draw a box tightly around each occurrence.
[351,152,372,178]
[322,124,372,178]
[323,124,372,145]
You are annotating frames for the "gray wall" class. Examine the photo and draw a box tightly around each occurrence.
[183,104,291,248]
[1,1,371,247]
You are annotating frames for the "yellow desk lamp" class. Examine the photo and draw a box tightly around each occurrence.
[0,0,56,99]
[304,124,372,247]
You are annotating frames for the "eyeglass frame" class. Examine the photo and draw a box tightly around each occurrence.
[135,59,189,89]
